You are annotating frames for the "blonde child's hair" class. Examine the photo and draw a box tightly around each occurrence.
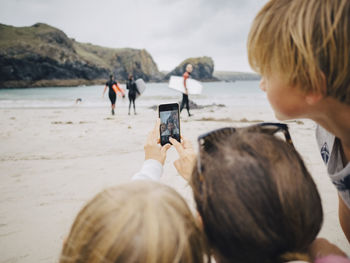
[60,181,206,263]
[248,0,350,105]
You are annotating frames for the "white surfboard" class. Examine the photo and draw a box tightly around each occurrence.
[168,75,203,95]
[135,78,146,99]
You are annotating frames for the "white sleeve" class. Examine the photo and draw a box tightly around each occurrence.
[132,159,163,181]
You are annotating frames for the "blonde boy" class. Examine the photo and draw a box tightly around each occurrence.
[247,0,350,242]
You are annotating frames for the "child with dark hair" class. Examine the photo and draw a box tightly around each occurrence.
[170,124,348,262]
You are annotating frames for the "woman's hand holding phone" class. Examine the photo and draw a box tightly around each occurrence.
[144,119,171,165]
[169,137,196,182]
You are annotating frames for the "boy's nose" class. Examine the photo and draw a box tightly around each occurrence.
[259,78,267,92]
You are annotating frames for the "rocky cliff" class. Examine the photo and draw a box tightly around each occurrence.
[0,23,163,88]
[165,56,216,81]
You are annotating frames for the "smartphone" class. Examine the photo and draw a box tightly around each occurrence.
[158,103,181,146]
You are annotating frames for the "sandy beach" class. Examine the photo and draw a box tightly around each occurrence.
[0,104,349,262]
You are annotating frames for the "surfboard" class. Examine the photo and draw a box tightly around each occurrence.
[112,84,125,97]
[168,75,203,95]
[135,78,146,99]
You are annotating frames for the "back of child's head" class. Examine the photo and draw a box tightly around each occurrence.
[60,181,206,263]
[191,130,323,263]
[248,0,350,105]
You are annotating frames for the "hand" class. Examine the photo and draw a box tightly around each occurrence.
[170,136,196,182]
[308,238,346,260]
[144,119,171,165]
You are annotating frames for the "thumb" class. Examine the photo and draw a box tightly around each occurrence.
[169,137,184,155]
[161,144,171,154]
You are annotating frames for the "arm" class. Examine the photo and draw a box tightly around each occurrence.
[132,119,171,181]
[339,194,350,243]
[315,256,350,263]
[135,83,140,95]
[308,238,347,260]
[103,85,107,97]
[132,159,163,181]
[183,72,189,94]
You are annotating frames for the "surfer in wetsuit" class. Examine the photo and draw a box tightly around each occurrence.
[126,74,140,115]
[180,64,193,117]
[103,74,124,115]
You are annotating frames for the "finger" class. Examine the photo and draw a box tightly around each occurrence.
[180,135,188,145]
[169,138,184,155]
[161,144,171,154]
[182,138,193,149]
[148,119,160,141]
[152,119,161,139]
[154,118,160,130]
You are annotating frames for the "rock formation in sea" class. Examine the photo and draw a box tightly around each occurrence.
[164,56,217,81]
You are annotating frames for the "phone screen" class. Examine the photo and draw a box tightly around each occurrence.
[159,103,180,146]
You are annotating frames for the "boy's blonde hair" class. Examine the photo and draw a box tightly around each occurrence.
[248,0,350,105]
[60,181,206,263]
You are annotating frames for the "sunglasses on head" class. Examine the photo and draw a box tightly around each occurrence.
[197,122,294,175]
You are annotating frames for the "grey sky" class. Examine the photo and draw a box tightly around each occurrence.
[0,0,268,72]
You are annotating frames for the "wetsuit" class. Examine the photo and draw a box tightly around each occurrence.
[180,71,191,116]
[126,79,140,114]
[106,79,118,105]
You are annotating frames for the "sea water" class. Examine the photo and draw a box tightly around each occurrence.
[0,81,268,109]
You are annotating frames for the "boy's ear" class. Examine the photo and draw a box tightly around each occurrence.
[305,92,324,105]
[305,71,327,105]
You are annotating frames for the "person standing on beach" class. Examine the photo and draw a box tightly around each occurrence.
[180,64,193,117]
[126,74,140,115]
[103,74,124,115]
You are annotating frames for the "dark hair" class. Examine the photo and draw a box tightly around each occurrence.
[109,74,113,79]
[191,131,323,263]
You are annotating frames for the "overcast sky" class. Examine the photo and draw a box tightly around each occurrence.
[0,0,268,72]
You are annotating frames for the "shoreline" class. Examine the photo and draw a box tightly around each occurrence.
[0,75,260,90]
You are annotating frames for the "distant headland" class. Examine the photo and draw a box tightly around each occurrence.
[0,23,260,88]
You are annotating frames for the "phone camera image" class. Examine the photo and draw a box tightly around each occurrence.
[159,103,180,146]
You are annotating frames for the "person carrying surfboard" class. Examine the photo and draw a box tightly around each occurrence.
[180,64,193,117]
[126,74,140,115]
[103,74,125,115]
